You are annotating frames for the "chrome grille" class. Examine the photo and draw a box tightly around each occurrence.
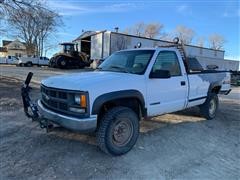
[41,86,67,99]
[40,85,89,118]
[41,85,70,113]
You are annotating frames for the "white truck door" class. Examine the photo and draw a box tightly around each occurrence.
[38,57,43,65]
[147,50,188,116]
[33,57,38,65]
[12,56,19,64]
[7,56,12,64]
[42,57,49,65]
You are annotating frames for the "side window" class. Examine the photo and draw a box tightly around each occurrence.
[152,51,181,76]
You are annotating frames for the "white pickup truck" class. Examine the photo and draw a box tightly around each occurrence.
[18,56,49,67]
[0,56,19,64]
[22,44,231,155]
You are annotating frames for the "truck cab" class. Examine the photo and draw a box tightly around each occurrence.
[6,56,19,65]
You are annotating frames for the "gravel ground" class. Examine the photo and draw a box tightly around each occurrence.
[0,65,93,83]
[0,66,240,179]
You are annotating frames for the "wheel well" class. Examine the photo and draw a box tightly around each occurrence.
[97,98,144,121]
[211,86,221,94]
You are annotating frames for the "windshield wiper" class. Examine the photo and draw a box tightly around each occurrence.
[108,65,130,73]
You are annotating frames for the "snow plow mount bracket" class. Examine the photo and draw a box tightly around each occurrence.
[21,72,52,132]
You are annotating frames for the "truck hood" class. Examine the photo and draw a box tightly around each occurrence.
[41,71,143,91]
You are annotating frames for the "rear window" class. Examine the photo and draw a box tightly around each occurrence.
[188,58,204,72]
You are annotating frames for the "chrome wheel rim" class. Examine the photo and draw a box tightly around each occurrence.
[111,118,133,147]
[209,99,216,115]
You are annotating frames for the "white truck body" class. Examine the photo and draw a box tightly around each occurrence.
[0,57,6,64]
[0,56,19,64]
[18,57,49,66]
[41,48,230,117]
[23,46,231,155]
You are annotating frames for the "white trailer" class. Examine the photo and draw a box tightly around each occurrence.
[73,31,239,71]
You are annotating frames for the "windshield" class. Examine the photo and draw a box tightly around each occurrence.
[63,44,74,53]
[98,50,155,74]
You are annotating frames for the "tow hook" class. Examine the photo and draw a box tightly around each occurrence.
[39,118,53,132]
[21,72,53,132]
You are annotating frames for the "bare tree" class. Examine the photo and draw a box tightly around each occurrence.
[144,23,163,38]
[196,37,205,47]
[208,34,225,50]
[0,0,41,16]
[122,27,132,35]
[159,32,173,41]
[7,7,38,55]
[132,22,145,36]
[36,8,61,56]
[2,1,61,56]
[175,25,195,44]
[123,22,164,39]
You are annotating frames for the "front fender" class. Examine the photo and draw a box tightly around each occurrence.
[91,90,145,115]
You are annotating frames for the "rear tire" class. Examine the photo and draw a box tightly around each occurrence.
[199,93,219,120]
[26,62,32,67]
[96,106,139,156]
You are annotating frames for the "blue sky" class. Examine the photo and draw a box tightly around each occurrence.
[1,0,240,60]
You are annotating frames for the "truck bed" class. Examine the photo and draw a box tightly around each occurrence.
[187,70,231,108]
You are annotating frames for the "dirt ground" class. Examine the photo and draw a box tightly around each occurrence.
[0,76,240,179]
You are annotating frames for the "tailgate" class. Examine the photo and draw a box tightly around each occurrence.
[220,72,231,94]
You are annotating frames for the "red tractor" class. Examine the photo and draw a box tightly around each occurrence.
[49,43,90,69]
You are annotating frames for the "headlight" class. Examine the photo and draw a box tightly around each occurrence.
[74,94,87,108]
[74,94,81,104]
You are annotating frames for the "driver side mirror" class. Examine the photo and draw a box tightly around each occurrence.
[149,70,171,79]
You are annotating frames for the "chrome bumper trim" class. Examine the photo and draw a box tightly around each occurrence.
[37,100,97,132]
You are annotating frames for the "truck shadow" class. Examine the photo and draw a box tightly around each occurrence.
[49,106,206,146]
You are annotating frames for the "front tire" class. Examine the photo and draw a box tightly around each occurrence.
[199,93,219,120]
[96,106,139,156]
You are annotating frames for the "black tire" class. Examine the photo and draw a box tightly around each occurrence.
[78,63,85,69]
[26,62,32,67]
[57,57,67,69]
[199,93,219,120]
[19,63,24,67]
[96,106,139,156]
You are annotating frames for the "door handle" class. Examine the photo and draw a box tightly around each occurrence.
[181,81,186,86]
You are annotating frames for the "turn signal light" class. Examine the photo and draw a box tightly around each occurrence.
[81,95,87,108]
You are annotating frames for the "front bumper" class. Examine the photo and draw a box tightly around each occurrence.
[37,100,97,132]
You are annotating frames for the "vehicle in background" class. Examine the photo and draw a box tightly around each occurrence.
[49,43,91,69]
[0,56,19,65]
[18,56,49,67]
[0,57,6,64]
